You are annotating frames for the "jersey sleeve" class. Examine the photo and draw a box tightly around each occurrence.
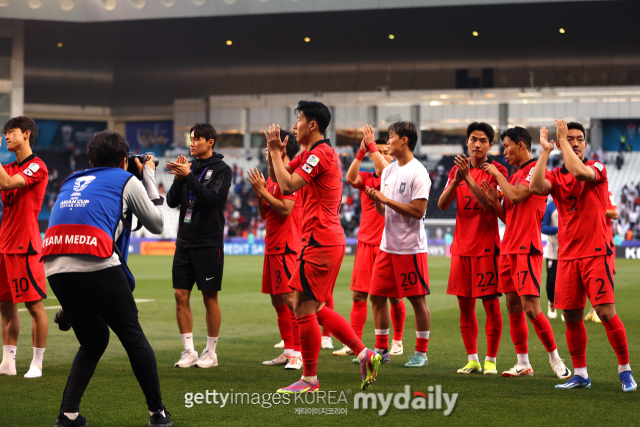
[274,181,297,201]
[519,163,542,188]
[287,154,303,172]
[293,152,324,183]
[608,192,617,208]
[411,167,431,201]
[444,166,457,191]
[354,171,368,190]
[588,161,607,184]
[19,159,48,188]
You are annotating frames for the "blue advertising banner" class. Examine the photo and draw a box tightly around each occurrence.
[602,119,640,151]
[33,120,107,149]
[125,121,173,156]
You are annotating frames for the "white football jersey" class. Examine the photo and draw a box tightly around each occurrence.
[379,158,431,255]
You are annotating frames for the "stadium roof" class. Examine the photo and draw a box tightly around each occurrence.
[0,0,605,23]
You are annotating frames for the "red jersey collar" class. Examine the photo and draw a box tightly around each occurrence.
[309,139,332,152]
[16,153,36,168]
[520,158,536,169]
[469,157,490,169]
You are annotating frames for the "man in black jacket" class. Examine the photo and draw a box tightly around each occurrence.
[166,123,232,369]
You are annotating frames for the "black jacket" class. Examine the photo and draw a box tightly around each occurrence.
[166,152,232,248]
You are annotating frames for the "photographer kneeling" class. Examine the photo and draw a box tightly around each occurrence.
[42,131,171,427]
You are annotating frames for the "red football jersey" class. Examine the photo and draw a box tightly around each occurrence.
[606,190,616,248]
[287,140,346,247]
[501,159,546,254]
[546,158,609,261]
[355,171,385,246]
[264,177,302,255]
[0,155,48,254]
[446,160,508,256]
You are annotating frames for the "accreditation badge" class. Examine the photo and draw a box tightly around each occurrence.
[184,207,193,223]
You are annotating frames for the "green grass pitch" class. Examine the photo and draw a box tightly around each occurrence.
[1,256,638,426]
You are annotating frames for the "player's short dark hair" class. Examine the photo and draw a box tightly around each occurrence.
[375,138,387,146]
[281,130,300,160]
[87,131,130,168]
[3,116,38,147]
[567,122,586,139]
[500,126,532,151]
[388,121,419,152]
[190,123,218,147]
[466,122,495,143]
[294,100,331,134]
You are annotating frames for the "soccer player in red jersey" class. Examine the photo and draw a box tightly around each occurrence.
[365,121,431,368]
[266,101,381,393]
[585,190,618,323]
[530,120,636,392]
[480,126,571,379]
[248,132,303,370]
[0,117,49,378]
[333,125,406,358]
[438,122,506,376]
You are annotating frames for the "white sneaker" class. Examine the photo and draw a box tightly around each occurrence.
[263,353,289,365]
[174,349,199,368]
[550,358,571,379]
[195,348,218,368]
[332,345,354,356]
[285,355,303,370]
[390,340,404,356]
[502,363,534,377]
[321,337,334,349]
[274,340,284,349]
[547,301,557,319]
[24,364,42,378]
[0,363,16,376]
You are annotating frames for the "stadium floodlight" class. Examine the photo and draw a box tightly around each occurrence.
[28,0,44,8]
[161,0,176,6]
[223,0,237,3]
[59,0,75,10]
[102,0,117,10]
[130,0,146,8]
[0,0,10,6]
[192,0,206,5]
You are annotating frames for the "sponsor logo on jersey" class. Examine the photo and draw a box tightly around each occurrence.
[594,162,604,172]
[306,155,320,167]
[23,169,33,176]
[399,182,406,195]
[301,164,313,174]
[28,163,40,173]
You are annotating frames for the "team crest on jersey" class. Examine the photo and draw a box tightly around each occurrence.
[306,155,320,167]
[301,164,313,174]
[28,163,40,173]
[594,162,604,172]
[399,182,406,195]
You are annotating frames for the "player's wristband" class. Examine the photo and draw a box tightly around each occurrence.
[367,142,378,153]
[355,150,366,161]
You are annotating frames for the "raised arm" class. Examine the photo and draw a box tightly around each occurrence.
[455,155,492,211]
[555,119,596,182]
[266,125,307,196]
[530,127,554,196]
[481,163,531,205]
[481,179,506,223]
[247,168,295,218]
[366,186,427,220]
[438,168,460,210]
[346,139,365,189]
[0,164,26,190]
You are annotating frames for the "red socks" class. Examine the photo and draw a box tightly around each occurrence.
[531,312,557,352]
[297,313,321,377]
[458,297,478,355]
[321,296,334,338]
[375,331,389,351]
[509,311,529,354]
[275,305,293,349]
[290,309,300,352]
[483,298,502,358]
[565,320,588,369]
[391,300,406,341]
[350,301,368,340]
[317,307,365,356]
[602,314,630,366]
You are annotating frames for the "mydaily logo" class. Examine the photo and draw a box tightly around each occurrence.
[353,385,458,416]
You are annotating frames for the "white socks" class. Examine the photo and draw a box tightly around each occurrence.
[619,364,631,374]
[416,331,430,339]
[181,333,195,351]
[24,347,45,378]
[375,329,389,354]
[64,413,79,421]
[575,367,588,379]
[148,410,166,417]
[302,375,317,383]
[468,353,479,363]
[357,348,367,362]
[206,336,218,354]
[485,356,496,363]
[284,349,295,358]
[517,353,530,367]
[0,345,17,375]
[548,349,560,363]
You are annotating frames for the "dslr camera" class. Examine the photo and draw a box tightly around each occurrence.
[127,152,159,180]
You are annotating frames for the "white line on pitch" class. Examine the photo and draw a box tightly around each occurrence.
[18,299,155,312]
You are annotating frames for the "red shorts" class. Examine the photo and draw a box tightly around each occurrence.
[288,245,345,303]
[555,256,615,310]
[351,241,380,292]
[369,251,430,298]
[0,253,47,303]
[498,253,543,297]
[261,253,297,295]
[447,255,499,298]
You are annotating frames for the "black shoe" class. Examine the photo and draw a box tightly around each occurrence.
[149,409,172,427]
[53,413,87,427]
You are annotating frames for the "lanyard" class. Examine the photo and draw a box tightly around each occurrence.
[188,166,210,205]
